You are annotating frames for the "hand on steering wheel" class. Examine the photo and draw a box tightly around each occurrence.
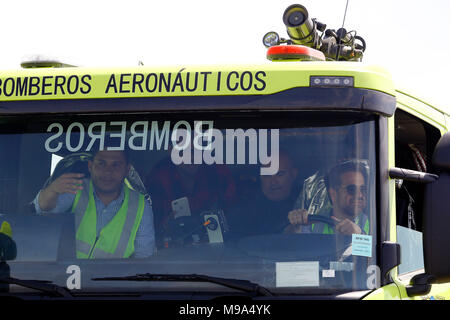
[280,209,337,233]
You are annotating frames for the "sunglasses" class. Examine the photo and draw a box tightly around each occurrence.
[340,184,367,196]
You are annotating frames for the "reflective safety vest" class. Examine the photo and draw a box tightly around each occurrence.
[311,213,370,235]
[71,179,145,259]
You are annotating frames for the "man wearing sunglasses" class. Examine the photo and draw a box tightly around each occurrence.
[287,160,369,235]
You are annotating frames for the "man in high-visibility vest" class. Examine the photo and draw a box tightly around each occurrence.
[34,149,155,259]
[0,221,16,261]
[286,160,369,235]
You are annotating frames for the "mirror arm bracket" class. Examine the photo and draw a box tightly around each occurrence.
[389,167,438,184]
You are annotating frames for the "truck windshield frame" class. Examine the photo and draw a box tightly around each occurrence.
[0,108,381,296]
[0,87,396,116]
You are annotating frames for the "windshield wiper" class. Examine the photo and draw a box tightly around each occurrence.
[92,273,274,297]
[0,276,73,298]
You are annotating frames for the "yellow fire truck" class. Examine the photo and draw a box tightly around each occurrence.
[0,4,449,301]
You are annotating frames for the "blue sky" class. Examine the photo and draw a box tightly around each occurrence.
[1,0,449,112]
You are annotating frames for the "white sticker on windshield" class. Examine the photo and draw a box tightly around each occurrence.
[322,269,335,278]
[329,261,353,272]
[275,261,319,287]
[351,234,372,257]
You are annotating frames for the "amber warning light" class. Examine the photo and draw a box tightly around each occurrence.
[266,45,325,61]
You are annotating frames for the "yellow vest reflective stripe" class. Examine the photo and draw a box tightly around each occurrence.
[72,179,144,259]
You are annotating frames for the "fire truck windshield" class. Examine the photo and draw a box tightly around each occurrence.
[0,110,378,295]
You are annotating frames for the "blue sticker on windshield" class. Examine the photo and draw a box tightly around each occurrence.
[351,234,372,257]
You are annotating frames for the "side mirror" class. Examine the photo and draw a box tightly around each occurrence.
[408,131,450,296]
[422,131,450,283]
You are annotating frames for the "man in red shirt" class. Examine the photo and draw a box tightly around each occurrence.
[145,158,237,246]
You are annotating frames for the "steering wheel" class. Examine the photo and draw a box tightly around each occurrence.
[308,216,354,263]
[307,215,337,227]
[278,214,337,233]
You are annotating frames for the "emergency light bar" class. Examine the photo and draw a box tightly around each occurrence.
[267,45,325,61]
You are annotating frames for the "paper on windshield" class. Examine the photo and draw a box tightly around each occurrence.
[275,261,319,287]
